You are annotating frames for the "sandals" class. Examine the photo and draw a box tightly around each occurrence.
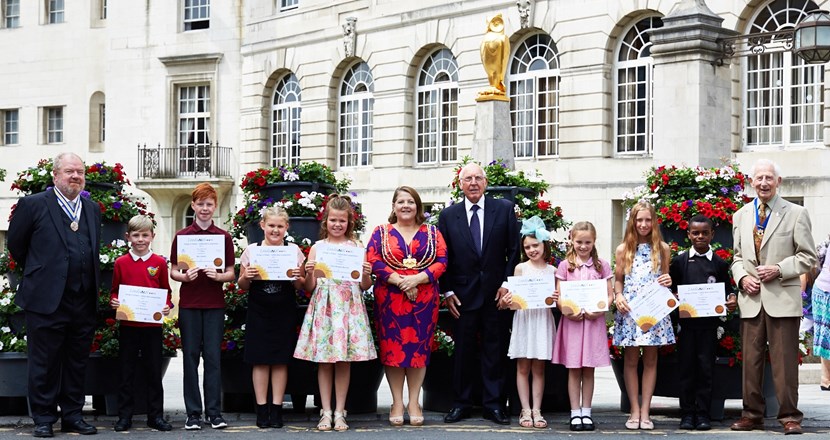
[519,409,533,428]
[333,410,349,432]
[625,418,640,430]
[640,419,654,430]
[532,409,547,429]
[317,409,333,431]
[408,403,424,427]
[581,415,594,431]
[389,403,404,426]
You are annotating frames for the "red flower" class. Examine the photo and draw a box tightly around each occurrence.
[537,200,551,211]
[105,318,116,326]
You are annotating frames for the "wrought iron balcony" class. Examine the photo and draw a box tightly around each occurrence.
[137,143,233,179]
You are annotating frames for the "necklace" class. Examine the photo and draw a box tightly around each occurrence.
[381,224,437,271]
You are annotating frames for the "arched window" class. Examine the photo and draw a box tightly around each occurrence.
[416,49,459,164]
[615,16,663,155]
[508,34,560,158]
[338,62,374,167]
[271,73,301,166]
[745,0,823,149]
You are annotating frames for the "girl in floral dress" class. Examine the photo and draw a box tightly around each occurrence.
[294,195,377,432]
[612,201,674,431]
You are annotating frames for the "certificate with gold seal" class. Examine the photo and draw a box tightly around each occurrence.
[558,279,609,315]
[627,282,679,332]
[506,275,557,310]
[176,235,225,270]
[677,282,727,318]
[315,243,365,281]
[249,245,297,281]
[115,285,168,324]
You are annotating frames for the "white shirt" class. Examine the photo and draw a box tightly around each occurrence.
[464,197,485,246]
[688,247,713,260]
[129,250,152,262]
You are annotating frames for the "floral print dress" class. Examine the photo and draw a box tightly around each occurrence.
[613,243,676,347]
[293,240,377,363]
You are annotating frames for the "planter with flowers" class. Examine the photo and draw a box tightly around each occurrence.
[0,251,22,290]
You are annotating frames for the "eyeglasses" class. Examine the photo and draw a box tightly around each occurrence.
[461,176,486,183]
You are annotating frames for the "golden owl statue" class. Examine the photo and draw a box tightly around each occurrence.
[477,14,510,102]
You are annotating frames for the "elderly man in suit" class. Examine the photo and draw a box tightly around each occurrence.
[438,162,520,425]
[8,153,102,438]
[730,159,816,435]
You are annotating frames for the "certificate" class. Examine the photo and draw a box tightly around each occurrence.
[249,246,297,281]
[628,282,679,332]
[176,235,225,270]
[677,282,727,318]
[559,279,609,314]
[115,284,167,324]
[506,275,557,310]
[315,243,364,281]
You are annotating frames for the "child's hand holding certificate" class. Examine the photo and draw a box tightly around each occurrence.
[249,246,298,280]
[627,281,679,332]
[558,279,609,315]
[314,243,364,281]
[506,275,557,310]
[677,282,727,317]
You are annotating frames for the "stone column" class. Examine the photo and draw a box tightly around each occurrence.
[649,0,738,168]
[472,100,514,168]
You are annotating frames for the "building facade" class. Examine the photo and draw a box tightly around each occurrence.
[1,0,828,260]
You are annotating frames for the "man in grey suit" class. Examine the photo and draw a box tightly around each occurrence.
[8,153,101,437]
[730,159,816,435]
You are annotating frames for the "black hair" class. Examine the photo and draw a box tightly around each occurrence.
[688,214,714,230]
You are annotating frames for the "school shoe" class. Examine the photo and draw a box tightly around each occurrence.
[32,423,54,438]
[695,415,711,431]
[269,404,284,429]
[184,414,201,430]
[114,418,132,432]
[147,417,173,431]
[207,414,228,429]
[255,404,270,428]
[60,419,97,435]
[679,415,695,430]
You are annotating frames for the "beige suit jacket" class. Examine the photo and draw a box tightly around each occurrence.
[731,195,816,318]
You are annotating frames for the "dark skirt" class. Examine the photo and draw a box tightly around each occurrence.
[244,280,297,365]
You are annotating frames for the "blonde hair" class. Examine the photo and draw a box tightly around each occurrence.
[619,201,663,275]
[260,205,289,225]
[566,221,603,274]
[127,215,154,233]
[320,194,356,241]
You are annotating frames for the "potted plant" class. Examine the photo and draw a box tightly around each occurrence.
[0,251,22,290]
[240,162,341,202]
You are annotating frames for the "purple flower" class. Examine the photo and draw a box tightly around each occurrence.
[733,185,742,193]
[80,190,91,199]
[113,202,122,210]
[720,187,729,195]
[685,200,694,207]
[349,191,357,197]
[98,168,107,175]
[227,341,236,350]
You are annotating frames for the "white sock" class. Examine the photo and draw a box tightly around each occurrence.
[571,410,582,421]
[582,408,592,418]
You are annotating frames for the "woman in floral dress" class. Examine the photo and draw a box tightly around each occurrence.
[612,201,674,431]
[366,186,447,426]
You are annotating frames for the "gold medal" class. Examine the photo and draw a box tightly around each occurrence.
[402,256,417,269]
[70,221,79,231]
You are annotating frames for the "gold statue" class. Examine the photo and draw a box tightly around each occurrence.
[477,14,511,102]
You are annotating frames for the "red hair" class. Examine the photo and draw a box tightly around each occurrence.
[191,182,217,203]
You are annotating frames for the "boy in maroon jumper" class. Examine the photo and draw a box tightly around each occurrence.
[170,183,236,430]
[109,215,173,432]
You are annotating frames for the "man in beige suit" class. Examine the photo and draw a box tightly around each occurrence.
[730,159,816,435]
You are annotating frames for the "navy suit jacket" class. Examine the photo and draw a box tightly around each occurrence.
[437,196,520,312]
[8,188,102,315]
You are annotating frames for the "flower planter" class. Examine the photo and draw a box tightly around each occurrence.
[101,220,128,246]
[6,271,20,290]
[659,222,733,248]
[0,352,28,397]
[313,358,384,414]
[85,353,173,416]
[485,186,536,203]
[99,269,113,293]
[260,182,336,203]
[86,181,123,194]
[8,311,25,334]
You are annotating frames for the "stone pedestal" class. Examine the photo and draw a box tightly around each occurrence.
[649,0,739,168]
[472,100,514,168]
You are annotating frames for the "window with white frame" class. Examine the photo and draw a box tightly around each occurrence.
[183,0,209,31]
[178,85,211,175]
[101,0,107,19]
[3,0,20,28]
[99,103,105,142]
[416,48,459,164]
[280,0,298,11]
[46,106,63,144]
[745,0,823,149]
[47,0,64,24]
[1,109,19,145]
[508,34,560,158]
[615,16,663,155]
[338,62,374,168]
[271,73,301,166]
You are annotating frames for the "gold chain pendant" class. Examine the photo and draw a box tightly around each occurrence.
[402,256,417,269]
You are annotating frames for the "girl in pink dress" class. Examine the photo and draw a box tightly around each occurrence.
[552,221,613,432]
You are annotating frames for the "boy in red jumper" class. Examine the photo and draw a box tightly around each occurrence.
[110,215,174,432]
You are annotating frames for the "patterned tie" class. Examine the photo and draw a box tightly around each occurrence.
[754,202,767,261]
[470,204,481,255]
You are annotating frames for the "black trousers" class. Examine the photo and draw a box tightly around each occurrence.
[26,289,96,424]
[451,302,512,410]
[678,325,716,417]
[117,325,164,419]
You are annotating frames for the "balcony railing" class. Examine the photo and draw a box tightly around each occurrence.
[137,143,233,179]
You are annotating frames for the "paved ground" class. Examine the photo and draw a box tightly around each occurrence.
[1,357,828,437]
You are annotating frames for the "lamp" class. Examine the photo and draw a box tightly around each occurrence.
[793,10,830,64]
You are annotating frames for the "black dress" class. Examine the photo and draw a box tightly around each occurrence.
[243,244,298,365]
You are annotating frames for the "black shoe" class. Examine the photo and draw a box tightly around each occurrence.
[269,404,284,429]
[255,404,270,429]
[443,407,471,423]
[482,408,510,425]
[114,418,132,432]
[60,419,97,435]
[581,415,595,431]
[33,423,54,438]
[695,416,711,431]
[679,415,695,430]
[147,417,173,431]
[570,416,584,431]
